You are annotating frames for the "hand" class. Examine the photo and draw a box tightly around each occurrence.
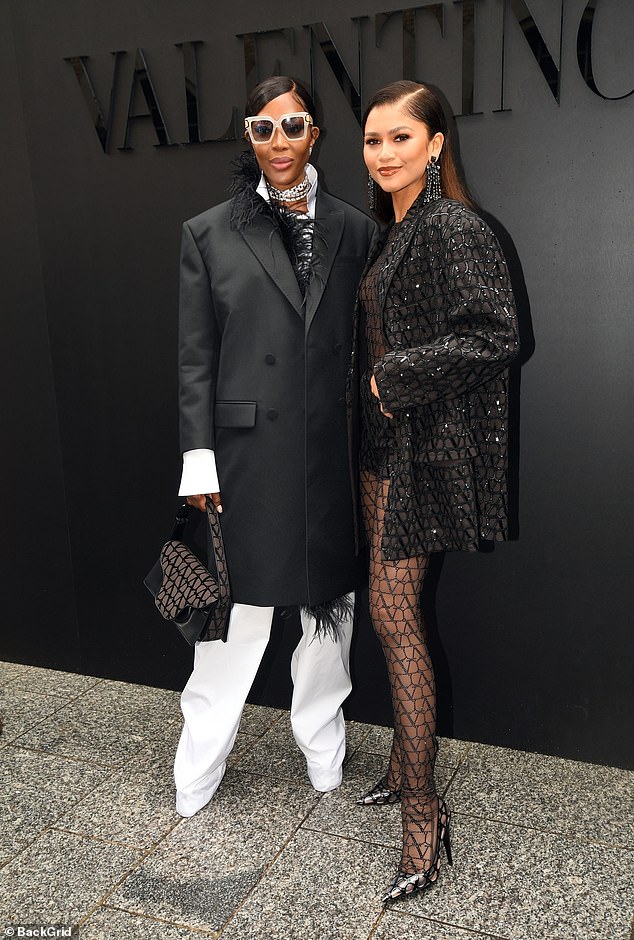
[370,374,394,419]
[186,492,223,513]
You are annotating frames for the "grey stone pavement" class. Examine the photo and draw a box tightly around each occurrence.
[0,660,632,940]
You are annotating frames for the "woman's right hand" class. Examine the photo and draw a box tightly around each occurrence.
[370,373,394,419]
[186,493,223,513]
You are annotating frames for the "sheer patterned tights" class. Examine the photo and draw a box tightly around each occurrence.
[361,470,439,876]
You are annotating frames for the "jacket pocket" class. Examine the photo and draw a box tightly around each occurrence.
[214,400,257,428]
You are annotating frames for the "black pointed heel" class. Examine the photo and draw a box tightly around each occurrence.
[382,799,452,904]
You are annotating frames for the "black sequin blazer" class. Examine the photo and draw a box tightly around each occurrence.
[349,194,520,558]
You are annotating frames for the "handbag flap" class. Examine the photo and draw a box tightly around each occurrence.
[155,540,219,620]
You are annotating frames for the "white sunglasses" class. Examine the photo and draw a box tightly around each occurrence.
[244,112,313,144]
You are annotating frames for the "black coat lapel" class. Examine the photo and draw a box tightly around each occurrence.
[305,192,344,333]
[376,192,428,311]
[239,213,304,314]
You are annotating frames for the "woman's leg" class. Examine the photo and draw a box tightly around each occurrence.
[359,471,401,796]
[361,471,438,876]
[370,606,433,798]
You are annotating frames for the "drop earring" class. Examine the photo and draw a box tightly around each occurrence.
[368,171,377,210]
[424,154,442,202]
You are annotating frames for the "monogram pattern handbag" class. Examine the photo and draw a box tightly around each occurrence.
[144,499,231,645]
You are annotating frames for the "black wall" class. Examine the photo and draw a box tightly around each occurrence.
[2,0,632,769]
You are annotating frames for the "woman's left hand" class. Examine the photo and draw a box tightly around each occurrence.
[370,373,393,419]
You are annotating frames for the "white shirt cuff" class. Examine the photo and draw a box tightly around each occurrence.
[178,449,220,496]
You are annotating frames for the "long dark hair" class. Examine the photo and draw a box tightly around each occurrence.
[363,80,474,222]
[244,75,317,121]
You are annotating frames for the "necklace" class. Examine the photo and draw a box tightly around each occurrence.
[266,174,311,204]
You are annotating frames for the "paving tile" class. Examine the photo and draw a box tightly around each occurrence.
[450,742,634,847]
[0,686,67,748]
[0,829,142,925]
[233,713,371,785]
[375,910,509,939]
[121,721,183,777]
[2,663,103,697]
[302,749,454,847]
[345,720,374,758]
[303,750,400,847]
[226,731,261,768]
[343,719,373,757]
[0,660,22,683]
[79,906,218,939]
[381,812,634,940]
[230,715,318,782]
[239,702,285,736]
[80,679,181,717]
[220,828,393,940]
[60,763,180,850]
[108,768,320,932]
[0,745,109,865]
[359,722,397,756]
[3,664,632,940]
[14,680,180,768]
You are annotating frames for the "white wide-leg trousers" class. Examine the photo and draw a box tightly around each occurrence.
[174,597,353,817]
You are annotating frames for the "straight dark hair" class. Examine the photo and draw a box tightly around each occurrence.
[244,76,317,122]
[363,80,474,223]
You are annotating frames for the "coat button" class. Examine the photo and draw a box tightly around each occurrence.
[266,408,278,421]
[333,343,342,354]
[265,354,276,365]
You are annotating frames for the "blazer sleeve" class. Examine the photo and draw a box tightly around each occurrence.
[373,211,519,412]
[178,221,220,452]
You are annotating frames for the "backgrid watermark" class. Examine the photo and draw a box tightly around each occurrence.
[3,928,76,938]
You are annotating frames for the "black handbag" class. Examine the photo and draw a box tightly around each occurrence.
[144,499,231,645]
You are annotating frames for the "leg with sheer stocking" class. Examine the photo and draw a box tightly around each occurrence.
[380,607,432,800]
[361,472,452,899]
[356,623,433,807]
[356,472,402,806]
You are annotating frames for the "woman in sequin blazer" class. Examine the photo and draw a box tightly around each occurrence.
[349,81,519,903]
[352,191,518,557]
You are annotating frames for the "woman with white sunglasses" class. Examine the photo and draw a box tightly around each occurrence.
[173,76,376,818]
